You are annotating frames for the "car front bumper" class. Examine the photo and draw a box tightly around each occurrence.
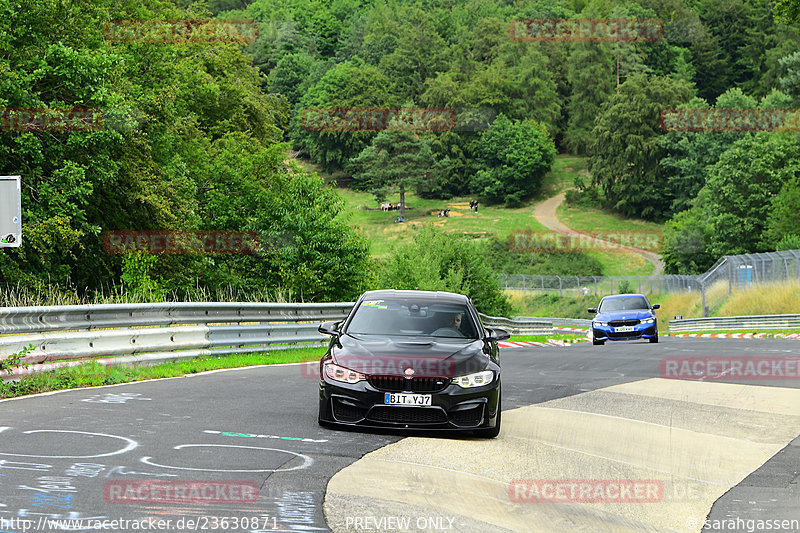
[592,323,657,341]
[318,378,500,431]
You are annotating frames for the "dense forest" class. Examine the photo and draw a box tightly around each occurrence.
[1,0,799,313]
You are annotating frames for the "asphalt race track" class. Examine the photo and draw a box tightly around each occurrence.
[1,338,799,533]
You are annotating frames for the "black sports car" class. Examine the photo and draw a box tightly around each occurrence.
[317,289,509,438]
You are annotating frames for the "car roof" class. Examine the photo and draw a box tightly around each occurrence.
[359,289,469,303]
[602,293,647,300]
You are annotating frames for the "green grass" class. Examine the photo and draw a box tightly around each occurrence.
[556,203,664,252]
[507,293,599,319]
[330,155,589,258]
[539,155,589,198]
[337,187,548,258]
[510,333,589,342]
[1,347,326,399]
[666,330,800,336]
[584,250,653,276]
[331,157,659,276]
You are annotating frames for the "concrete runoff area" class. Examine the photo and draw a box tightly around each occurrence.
[324,378,800,532]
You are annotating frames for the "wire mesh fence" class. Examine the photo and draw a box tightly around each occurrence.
[499,249,800,316]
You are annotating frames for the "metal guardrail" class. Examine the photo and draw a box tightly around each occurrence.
[524,317,592,328]
[477,313,552,335]
[669,314,800,332]
[0,302,353,379]
[1,303,560,379]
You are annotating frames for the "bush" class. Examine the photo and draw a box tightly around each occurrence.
[776,234,800,251]
[376,226,511,316]
[482,237,604,276]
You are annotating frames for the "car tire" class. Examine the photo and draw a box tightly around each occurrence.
[475,396,501,439]
[649,335,659,343]
[593,339,605,346]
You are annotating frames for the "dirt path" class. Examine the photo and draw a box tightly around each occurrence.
[533,192,665,276]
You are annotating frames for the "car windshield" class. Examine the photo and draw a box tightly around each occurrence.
[345,299,478,339]
[599,296,650,312]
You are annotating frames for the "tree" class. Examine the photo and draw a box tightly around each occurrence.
[658,88,759,215]
[589,74,693,220]
[661,203,716,274]
[564,43,614,155]
[293,58,394,172]
[702,133,800,256]
[773,0,800,23]
[350,129,444,220]
[763,177,800,250]
[472,114,555,207]
[778,51,800,104]
[270,52,315,104]
[378,6,448,101]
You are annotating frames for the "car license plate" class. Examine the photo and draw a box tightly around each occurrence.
[615,326,635,333]
[384,393,432,406]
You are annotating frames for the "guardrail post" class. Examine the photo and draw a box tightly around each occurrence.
[558,276,562,297]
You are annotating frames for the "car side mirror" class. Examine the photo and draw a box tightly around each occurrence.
[318,320,342,336]
[651,304,660,310]
[588,308,597,313]
[486,327,511,341]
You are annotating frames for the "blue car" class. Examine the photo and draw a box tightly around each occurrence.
[588,294,660,345]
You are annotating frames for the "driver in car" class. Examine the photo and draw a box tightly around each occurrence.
[448,312,462,330]
[431,312,464,337]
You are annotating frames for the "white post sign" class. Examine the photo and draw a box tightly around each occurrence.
[0,176,22,247]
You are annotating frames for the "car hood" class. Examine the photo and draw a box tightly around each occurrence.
[332,333,489,378]
[595,309,655,322]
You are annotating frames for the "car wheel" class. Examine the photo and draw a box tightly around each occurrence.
[593,339,605,346]
[475,395,501,439]
[649,335,659,343]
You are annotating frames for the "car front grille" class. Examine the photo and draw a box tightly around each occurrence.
[450,405,484,427]
[368,406,448,424]
[331,398,366,422]
[608,331,639,338]
[368,376,450,393]
[608,319,641,327]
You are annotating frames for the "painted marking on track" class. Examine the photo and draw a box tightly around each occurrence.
[0,430,138,459]
[0,460,53,471]
[81,393,151,404]
[203,430,328,443]
[140,444,313,473]
[104,466,177,478]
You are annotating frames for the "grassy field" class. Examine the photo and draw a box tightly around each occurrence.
[556,203,664,252]
[510,333,589,343]
[337,187,548,258]
[1,347,325,399]
[539,155,589,197]
[333,154,656,275]
[507,280,800,328]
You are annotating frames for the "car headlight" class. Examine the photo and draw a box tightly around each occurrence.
[641,318,655,324]
[593,321,608,327]
[453,370,494,388]
[324,363,366,384]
